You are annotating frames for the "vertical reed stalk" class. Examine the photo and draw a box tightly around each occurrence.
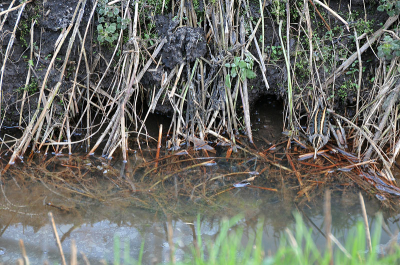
[259,0,265,59]
[359,192,372,252]
[324,190,333,265]
[279,20,294,132]
[155,124,163,168]
[48,212,67,265]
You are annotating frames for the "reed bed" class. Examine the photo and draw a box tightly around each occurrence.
[0,1,399,201]
[0,0,272,164]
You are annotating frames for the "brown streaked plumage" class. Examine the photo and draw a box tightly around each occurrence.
[308,105,330,159]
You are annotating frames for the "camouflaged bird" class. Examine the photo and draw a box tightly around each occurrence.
[308,101,330,159]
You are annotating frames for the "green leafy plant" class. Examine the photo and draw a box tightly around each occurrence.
[266,45,283,61]
[378,35,400,60]
[378,0,400,16]
[97,22,118,43]
[295,58,311,80]
[18,20,29,47]
[346,60,360,76]
[18,6,40,48]
[44,53,52,60]
[337,80,357,103]
[270,0,286,22]
[17,78,38,95]
[224,56,257,89]
[135,0,170,43]
[143,23,157,46]
[96,0,130,45]
[354,19,375,35]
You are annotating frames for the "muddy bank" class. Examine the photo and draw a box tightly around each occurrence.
[0,0,387,126]
[0,0,399,183]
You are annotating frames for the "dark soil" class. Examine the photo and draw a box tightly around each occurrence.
[156,15,207,69]
[0,0,389,126]
[0,0,91,127]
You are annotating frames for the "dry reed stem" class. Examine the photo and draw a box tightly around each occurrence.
[286,149,310,201]
[354,28,362,120]
[81,252,90,265]
[0,0,32,16]
[150,159,217,189]
[19,239,30,265]
[155,124,163,168]
[71,239,77,265]
[304,0,316,100]
[364,83,400,163]
[279,19,294,132]
[244,6,269,89]
[308,0,331,31]
[62,2,98,154]
[0,0,16,33]
[7,0,85,165]
[0,2,27,120]
[135,39,167,144]
[324,190,333,265]
[359,192,372,252]
[329,234,351,258]
[244,17,262,51]
[174,59,199,143]
[54,0,89,152]
[330,111,393,180]
[89,1,140,155]
[313,0,349,30]
[103,1,135,158]
[121,103,127,162]
[167,215,176,264]
[150,66,178,112]
[324,15,399,88]
[48,212,67,265]
[240,19,253,143]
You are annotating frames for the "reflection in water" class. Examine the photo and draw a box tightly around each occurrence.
[0,182,400,264]
[1,97,400,263]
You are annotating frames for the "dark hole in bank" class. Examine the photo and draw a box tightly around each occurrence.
[251,95,285,147]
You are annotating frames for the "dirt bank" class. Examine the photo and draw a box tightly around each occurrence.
[0,0,387,127]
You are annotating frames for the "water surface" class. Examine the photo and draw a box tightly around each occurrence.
[1,98,399,264]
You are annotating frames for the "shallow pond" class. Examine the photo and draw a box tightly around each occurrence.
[1,180,399,264]
[1,97,400,264]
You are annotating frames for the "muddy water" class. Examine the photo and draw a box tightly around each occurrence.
[1,185,399,264]
[1,99,400,264]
